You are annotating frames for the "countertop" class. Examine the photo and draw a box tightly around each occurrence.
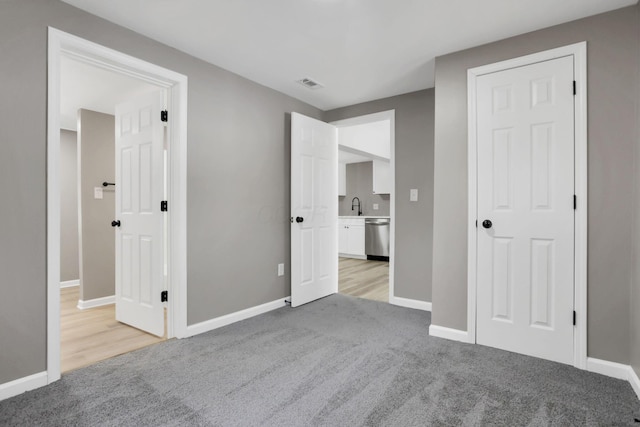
[339,215,390,219]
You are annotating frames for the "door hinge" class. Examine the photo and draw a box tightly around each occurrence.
[573,310,576,326]
[161,110,168,122]
[573,195,577,210]
[475,220,478,228]
[573,81,576,96]
[161,290,168,302]
[161,200,168,212]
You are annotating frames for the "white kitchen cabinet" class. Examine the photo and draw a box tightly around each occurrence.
[338,163,346,196]
[338,218,365,258]
[338,221,348,253]
[372,159,391,194]
[348,222,365,255]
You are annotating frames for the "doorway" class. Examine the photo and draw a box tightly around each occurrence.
[289,111,395,307]
[332,111,395,304]
[58,56,166,372]
[467,42,587,367]
[47,28,189,384]
[289,110,396,307]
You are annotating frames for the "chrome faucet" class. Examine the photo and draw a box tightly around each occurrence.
[351,197,362,216]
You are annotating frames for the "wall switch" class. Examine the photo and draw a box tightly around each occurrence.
[94,187,103,199]
[410,189,418,202]
[373,203,379,210]
[278,263,285,276]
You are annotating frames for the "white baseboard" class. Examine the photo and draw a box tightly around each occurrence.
[60,279,79,288]
[586,357,630,380]
[0,371,47,401]
[428,324,472,343]
[389,296,432,311]
[339,253,367,260]
[186,296,289,337]
[77,295,115,310]
[629,365,640,401]
[587,357,640,401]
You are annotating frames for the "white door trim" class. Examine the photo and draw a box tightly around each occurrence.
[330,110,396,304]
[47,28,189,384]
[467,42,587,368]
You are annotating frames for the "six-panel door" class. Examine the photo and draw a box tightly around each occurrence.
[290,113,339,307]
[115,90,165,337]
[476,56,575,364]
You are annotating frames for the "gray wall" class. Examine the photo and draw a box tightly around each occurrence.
[339,162,390,216]
[78,110,115,301]
[632,1,640,379]
[326,89,435,303]
[432,5,640,364]
[60,129,79,282]
[0,0,321,384]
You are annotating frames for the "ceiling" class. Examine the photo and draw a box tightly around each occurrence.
[61,0,636,110]
[60,56,160,130]
[339,149,374,165]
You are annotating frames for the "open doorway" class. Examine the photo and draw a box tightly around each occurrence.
[59,56,166,372]
[331,111,395,304]
[47,28,188,384]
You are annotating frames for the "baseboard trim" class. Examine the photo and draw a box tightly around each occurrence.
[389,296,431,311]
[339,253,367,260]
[629,365,640,401]
[586,357,630,380]
[587,357,640,401]
[60,279,79,288]
[0,371,47,401]
[77,295,115,310]
[428,324,472,343]
[186,296,289,338]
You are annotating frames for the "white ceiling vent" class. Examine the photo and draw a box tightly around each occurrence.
[297,77,324,90]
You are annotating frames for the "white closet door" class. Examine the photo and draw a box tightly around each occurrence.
[476,56,575,364]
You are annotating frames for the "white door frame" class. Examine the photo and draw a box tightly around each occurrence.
[330,110,397,305]
[47,28,189,384]
[467,42,588,368]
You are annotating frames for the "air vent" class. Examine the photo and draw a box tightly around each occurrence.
[297,77,324,90]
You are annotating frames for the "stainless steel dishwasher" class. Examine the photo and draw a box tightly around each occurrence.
[365,218,390,261]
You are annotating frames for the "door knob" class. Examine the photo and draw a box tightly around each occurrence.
[482,219,492,229]
[295,217,304,223]
[111,220,121,227]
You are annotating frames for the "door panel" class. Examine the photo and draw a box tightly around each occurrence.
[476,56,574,364]
[115,90,165,337]
[291,113,338,307]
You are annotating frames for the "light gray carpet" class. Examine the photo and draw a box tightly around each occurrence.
[1,294,639,426]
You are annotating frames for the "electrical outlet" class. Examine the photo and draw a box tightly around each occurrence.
[278,263,285,276]
[94,187,103,199]
[373,204,379,210]
[410,189,418,202]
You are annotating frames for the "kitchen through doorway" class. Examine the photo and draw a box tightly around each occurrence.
[332,111,394,304]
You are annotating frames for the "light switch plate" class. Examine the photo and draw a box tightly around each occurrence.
[94,187,103,199]
[278,263,285,276]
[373,204,379,210]
[410,189,418,202]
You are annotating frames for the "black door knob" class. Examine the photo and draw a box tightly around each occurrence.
[111,220,121,227]
[295,217,304,223]
[482,219,492,229]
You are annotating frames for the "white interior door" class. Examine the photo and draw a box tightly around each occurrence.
[290,112,338,307]
[476,56,575,364]
[114,90,165,337]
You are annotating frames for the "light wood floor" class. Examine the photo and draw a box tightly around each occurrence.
[338,257,389,303]
[61,286,166,373]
